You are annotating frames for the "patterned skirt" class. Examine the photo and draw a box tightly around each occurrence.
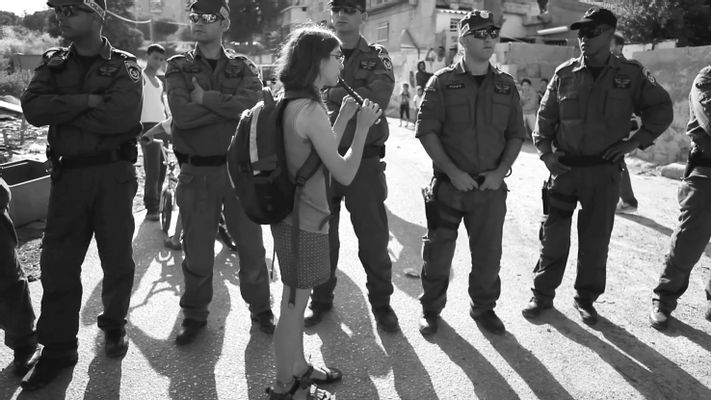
[271,222,330,289]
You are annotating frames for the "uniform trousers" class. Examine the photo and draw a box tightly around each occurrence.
[532,164,620,303]
[419,181,507,314]
[653,166,711,310]
[38,161,137,358]
[176,163,270,321]
[311,157,393,308]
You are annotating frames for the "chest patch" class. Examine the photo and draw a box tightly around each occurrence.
[360,60,377,71]
[613,74,632,89]
[447,83,465,90]
[98,64,120,78]
[182,64,202,74]
[124,60,141,83]
[494,83,512,95]
[224,63,243,78]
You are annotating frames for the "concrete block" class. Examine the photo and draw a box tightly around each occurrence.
[660,162,686,180]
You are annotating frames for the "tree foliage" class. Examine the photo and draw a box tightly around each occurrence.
[616,0,711,46]
[228,0,285,44]
[21,10,53,33]
[44,0,145,54]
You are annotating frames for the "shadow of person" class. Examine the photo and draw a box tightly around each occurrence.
[244,327,274,400]
[659,318,711,354]
[385,206,430,299]
[311,272,438,399]
[14,366,75,400]
[434,320,519,399]
[548,310,711,399]
[617,213,711,259]
[482,331,575,400]
[127,243,234,400]
[83,332,122,399]
[309,272,385,399]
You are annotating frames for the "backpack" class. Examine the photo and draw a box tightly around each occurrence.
[227,88,321,225]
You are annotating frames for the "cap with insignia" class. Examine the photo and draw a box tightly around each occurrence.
[328,0,366,12]
[458,9,499,37]
[569,7,617,30]
[188,0,231,20]
[47,0,106,19]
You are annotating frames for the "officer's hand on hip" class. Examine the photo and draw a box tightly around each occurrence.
[478,168,506,191]
[602,138,640,163]
[542,152,571,177]
[448,169,478,192]
[191,77,205,105]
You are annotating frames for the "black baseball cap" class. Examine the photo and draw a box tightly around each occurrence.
[458,9,500,37]
[328,0,366,11]
[569,7,617,30]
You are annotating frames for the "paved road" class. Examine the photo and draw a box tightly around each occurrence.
[1,118,710,399]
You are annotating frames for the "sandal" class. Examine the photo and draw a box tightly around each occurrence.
[299,365,342,385]
[265,379,299,400]
[266,377,336,400]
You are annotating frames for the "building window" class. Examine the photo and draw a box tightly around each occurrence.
[449,18,461,32]
[376,21,389,43]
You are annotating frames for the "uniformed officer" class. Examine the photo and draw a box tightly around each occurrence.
[305,0,398,332]
[650,66,711,330]
[415,10,526,335]
[20,0,143,390]
[523,7,673,324]
[0,177,41,377]
[165,0,274,345]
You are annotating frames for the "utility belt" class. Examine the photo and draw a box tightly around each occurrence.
[684,149,711,178]
[48,141,137,170]
[339,145,385,159]
[558,155,612,167]
[175,151,227,167]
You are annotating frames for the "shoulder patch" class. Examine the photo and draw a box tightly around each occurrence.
[112,49,136,60]
[696,66,711,88]
[124,60,141,83]
[41,47,69,69]
[554,58,577,74]
[369,43,392,71]
[167,54,187,63]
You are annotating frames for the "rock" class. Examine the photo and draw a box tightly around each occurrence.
[660,162,686,180]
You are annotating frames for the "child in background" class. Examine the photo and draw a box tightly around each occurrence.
[413,85,424,119]
[399,82,411,128]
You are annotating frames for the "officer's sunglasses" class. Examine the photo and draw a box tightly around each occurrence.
[577,25,611,39]
[467,27,500,40]
[53,5,92,18]
[330,6,362,15]
[188,12,221,24]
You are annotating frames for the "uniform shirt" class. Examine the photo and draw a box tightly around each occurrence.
[416,60,527,175]
[21,37,143,157]
[688,65,711,152]
[534,54,673,157]
[165,45,262,156]
[323,36,395,152]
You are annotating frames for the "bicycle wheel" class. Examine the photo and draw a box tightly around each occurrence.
[160,190,173,234]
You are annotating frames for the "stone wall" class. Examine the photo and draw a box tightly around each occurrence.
[632,45,711,164]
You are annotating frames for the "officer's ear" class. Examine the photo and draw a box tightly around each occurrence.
[221,18,231,32]
[360,11,368,24]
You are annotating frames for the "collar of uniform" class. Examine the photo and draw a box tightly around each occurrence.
[67,37,113,60]
[191,43,228,60]
[453,59,494,77]
[573,54,618,72]
[355,36,370,53]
